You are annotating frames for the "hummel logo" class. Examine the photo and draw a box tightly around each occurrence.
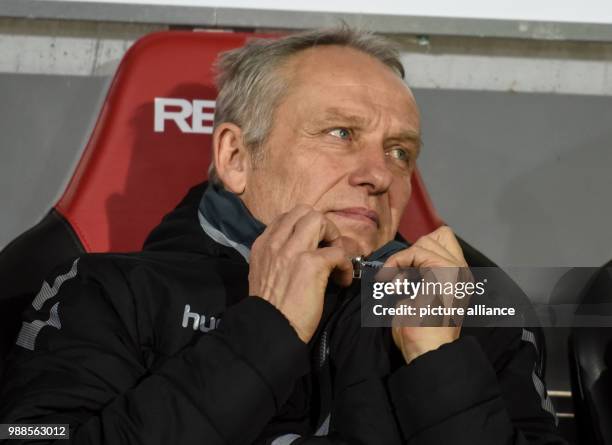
[182,304,221,332]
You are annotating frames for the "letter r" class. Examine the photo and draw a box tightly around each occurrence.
[154,97,193,133]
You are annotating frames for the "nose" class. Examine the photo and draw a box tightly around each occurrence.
[347,143,394,194]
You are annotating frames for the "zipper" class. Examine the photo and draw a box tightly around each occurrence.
[318,255,378,366]
[318,330,329,369]
[314,259,385,432]
[351,256,384,279]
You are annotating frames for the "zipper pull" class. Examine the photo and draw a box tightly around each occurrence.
[351,256,384,279]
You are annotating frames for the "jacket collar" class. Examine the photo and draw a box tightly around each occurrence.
[197,183,265,262]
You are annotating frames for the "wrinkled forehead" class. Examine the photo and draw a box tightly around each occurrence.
[280,45,419,125]
[285,45,410,93]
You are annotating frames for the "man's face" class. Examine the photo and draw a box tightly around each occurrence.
[241,45,421,254]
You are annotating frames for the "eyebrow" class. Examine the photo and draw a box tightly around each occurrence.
[320,107,423,153]
[388,131,423,155]
[319,107,369,128]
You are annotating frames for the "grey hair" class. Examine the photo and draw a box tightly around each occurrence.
[208,26,405,185]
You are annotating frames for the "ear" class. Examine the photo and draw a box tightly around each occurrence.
[212,123,249,194]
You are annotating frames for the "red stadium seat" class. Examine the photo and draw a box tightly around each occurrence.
[54,31,443,253]
[0,30,443,368]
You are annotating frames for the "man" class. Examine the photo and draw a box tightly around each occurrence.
[0,28,565,444]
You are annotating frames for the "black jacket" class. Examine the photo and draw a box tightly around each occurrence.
[0,183,566,444]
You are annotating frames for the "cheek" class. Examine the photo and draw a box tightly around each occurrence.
[258,156,320,212]
[388,180,412,225]
[282,150,343,205]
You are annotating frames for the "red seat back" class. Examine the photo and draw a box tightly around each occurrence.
[55,31,443,252]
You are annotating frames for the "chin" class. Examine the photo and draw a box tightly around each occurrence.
[325,214,378,253]
[339,228,378,255]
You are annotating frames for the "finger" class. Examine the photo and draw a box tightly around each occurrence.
[383,244,458,269]
[318,215,343,245]
[314,246,354,287]
[413,235,458,264]
[260,204,314,247]
[427,226,465,262]
[285,211,342,253]
[327,235,363,259]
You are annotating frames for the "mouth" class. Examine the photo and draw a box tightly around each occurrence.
[330,207,380,228]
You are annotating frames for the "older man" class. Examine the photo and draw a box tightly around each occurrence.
[0,28,565,444]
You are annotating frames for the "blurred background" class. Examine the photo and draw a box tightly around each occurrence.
[2,1,612,443]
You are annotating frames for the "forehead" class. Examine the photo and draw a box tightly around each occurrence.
[281,45,419,128]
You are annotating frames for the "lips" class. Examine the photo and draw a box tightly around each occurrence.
[331,207,380,228]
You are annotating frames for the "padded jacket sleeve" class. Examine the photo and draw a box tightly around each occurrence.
[301,293,569,445]
[0,258,311,445]
[386,333,568,445]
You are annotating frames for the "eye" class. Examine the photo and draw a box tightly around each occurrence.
[387,147,409,162]
[328,128,351,140]
[385,147,414,172]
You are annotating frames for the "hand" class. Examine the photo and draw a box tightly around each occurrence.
[249,205,362,343]
[384,226,468,364]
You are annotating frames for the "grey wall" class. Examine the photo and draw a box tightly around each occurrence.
[414,88,612,268]
[0,73,110,249]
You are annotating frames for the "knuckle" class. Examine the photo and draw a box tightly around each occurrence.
[411,244,426,253]
[267,239,283,252]
[274,211,290,223]
[298,254,323,272]
[266,215,282,228]
[277,249,293,264]
[297,251,314,262]
[302,251,326,268]
[439,225,454,236]
[299,210,324,228]
[414,235,429,246]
